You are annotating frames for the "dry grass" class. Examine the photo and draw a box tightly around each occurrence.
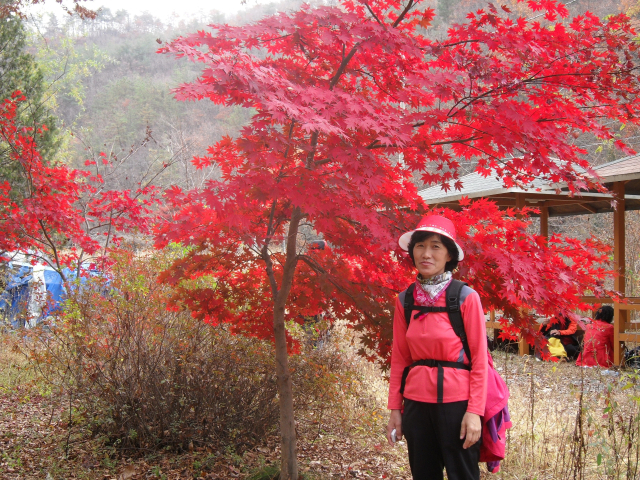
[294,328,640,479]
[490,350,640,480]
[320,335,640,480]
[288,322,413,479]
[1,326,640,479]
[0,334,36,394]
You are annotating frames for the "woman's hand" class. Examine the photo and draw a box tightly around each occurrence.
[460,412,481,449]
[550,329,560,336]
[386,410,403,446]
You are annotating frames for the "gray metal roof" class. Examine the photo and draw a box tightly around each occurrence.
[593,154,640,183]
[417,155,640,215]
[418,172,554,204]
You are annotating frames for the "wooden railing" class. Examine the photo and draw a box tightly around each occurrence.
[486,310,530,355]
[580,297,640,347]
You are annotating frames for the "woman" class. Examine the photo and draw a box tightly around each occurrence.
[540,314,580,360]
[386,215,488,480]
[576,306,614,367]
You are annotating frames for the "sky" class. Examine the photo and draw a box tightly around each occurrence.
[28,0,267,22]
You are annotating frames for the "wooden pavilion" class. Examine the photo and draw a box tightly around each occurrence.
[418,155,640,365]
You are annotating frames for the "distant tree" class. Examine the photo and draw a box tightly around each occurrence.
[19,7,263,196]
[0,0,97,19]
[158,0,640,477]
[0,14,61,193]
[0,94,162,278]
[437,0,453,23]
[28,14,109,119]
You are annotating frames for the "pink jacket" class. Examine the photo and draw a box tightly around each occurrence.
[481,352,512,472]
[387,285,488,415]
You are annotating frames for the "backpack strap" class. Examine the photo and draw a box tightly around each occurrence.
[400,283,415,326]
[400,283,446,327]
[446,279,471,364]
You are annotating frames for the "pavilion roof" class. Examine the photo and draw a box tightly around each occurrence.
[417,154,640,216]
[417,171,552,205]
[593,155,640,184]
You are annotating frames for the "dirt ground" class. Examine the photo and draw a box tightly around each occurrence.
[1,339,639,480]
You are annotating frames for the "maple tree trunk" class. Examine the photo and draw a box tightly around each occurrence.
[271,208,302,480]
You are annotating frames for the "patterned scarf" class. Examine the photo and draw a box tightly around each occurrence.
[415,271,452,306]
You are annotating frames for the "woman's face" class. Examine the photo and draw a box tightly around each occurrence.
[412,234,452,278]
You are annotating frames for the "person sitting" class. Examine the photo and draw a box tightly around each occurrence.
[540,314,580,360]
[576,306,614,367]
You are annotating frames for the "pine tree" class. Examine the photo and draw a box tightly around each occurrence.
[0,15,60,198]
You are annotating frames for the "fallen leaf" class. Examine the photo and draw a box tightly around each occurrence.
[118,465,137,480]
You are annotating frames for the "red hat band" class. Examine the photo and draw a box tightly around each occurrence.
[415,217,456,241]
[398,215,464,260]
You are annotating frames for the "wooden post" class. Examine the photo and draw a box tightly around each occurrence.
[613,181,627,366]
[540,205,549,240]
[518,334,530,356]
[490,309,500,342]
[515,194,530,355]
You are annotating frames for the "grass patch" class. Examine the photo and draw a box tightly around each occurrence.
[0,333,36,394]
[491,349,640,479]
[246,464,281,480]
[246,464,329,480]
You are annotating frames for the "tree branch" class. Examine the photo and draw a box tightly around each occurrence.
[364,2,383,25]
[329,43,360,90]
[298,254,385,324]
[262,200,280,298]
[393,0,415,28]
[306,131,320,167]
[36,219,66,282]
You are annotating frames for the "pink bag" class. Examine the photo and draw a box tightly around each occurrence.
[480,352,511,473]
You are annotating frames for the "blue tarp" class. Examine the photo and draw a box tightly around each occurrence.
[44,269,64,302]
[41,268,66,317]
[1,253,108,328]
[0,265,34,327]
[0,263,67,327]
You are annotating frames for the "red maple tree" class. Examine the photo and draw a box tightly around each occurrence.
[0,93,159,280]
[157,0,640,477]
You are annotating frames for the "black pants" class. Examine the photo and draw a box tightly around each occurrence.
[402,399,480,480]
[564,343,581,360]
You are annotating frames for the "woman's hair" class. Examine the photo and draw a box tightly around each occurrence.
[407,231,459,272]
[552,314,571,329]
[595,305,614,324]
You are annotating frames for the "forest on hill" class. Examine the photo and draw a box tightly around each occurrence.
[0,0,638,292]
[17,0,640,292]
[20,0,640,195]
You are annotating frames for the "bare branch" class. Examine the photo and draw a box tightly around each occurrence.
[329,43,360,90]
[393,0,415,28]
[364,2,383,25]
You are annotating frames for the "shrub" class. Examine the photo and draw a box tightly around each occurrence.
[25,249,281,451]
[22,247,384,460]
